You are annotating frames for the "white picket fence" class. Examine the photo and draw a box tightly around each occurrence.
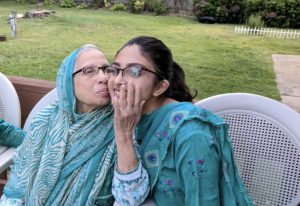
[234,26,300,39]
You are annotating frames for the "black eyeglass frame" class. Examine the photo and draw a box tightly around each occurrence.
[105,63,165,80]
[73,65,110,76]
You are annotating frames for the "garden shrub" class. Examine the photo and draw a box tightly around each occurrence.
[104,0,111,8]
[127,0,144,13]
[110,3,127,11]
[44,0,56,5]
[245,0,263,15]
[193,0,300,28]
[153,1,167,15]
[60,0,76,7]
[145,0,167,15]
[92,0,104,8]
[77,3,89,8]
[16,0,37,3]
[215,6,228,23]
[227,0,246,23]
[245,0,300,28]
[247,14,264,28]
[194,0,246,24]
[194,1,216,19]
[134,0,145,13]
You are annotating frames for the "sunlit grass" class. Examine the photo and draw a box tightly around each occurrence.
[1,1,300,100]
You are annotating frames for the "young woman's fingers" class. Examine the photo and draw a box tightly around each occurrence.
[127,82,135,109]
[134,84,142,108]
[140,100,146,111]
[118,84,127,110]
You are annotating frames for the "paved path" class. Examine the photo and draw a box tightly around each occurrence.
[272,54,300,113]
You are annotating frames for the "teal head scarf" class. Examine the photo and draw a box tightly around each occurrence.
[4,45,115,206]
[57,44,106,119]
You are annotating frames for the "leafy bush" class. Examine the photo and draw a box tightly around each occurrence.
[227,0,246,23]
[145,0,167,15]
[104,0,111,8]
[126,0,144,13]
[215,6,228,23]
[194,1,216,18]
[127,0,144,13]
[92,0,104,8]
[16,0,37,3]
[44,0,56,5]
[246,14,264,28]
[134,0,145,13]
[245,0,263,15]
[153,1,167,15]
[60,0,76,7]
[110,3,127,11]
[77,3,89,8]
[245,0,300,28]
[194,0,245,24]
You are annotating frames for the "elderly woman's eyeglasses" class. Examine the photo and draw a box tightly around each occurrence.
[104,64,164,79]
[73,65,110,76]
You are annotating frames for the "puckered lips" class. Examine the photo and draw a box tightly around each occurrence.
[95,87,110,97]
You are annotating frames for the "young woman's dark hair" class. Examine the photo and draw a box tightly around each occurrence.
[116,36,196,102]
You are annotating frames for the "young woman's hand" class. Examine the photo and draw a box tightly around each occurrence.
[111,81,145,172]
[112,81,145,143]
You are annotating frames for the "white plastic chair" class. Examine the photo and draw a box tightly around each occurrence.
[23,88,58,132]
[196,93,300,206]
[0,72,21,174]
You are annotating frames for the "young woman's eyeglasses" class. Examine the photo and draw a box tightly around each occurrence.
[104,63,164,79]
[73,65,110,77]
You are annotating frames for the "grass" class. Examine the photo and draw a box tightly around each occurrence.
[1,1,300,100]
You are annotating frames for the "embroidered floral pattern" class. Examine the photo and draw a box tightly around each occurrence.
[166,179,173,186]
[169,111,189,128]
[112,164,150,206]
[187,158,206,177]
[143,150,160,168]
[162,130,168,137]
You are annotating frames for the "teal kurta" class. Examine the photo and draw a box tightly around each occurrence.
[0,119,25,147]
[136,102,254,206]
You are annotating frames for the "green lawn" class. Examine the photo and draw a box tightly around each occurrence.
[1,1,300,100]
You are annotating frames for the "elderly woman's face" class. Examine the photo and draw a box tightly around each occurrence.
[73,48,111,113]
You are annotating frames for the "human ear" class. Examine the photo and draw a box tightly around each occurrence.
[153,79,169,97]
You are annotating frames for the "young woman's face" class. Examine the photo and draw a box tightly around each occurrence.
[73,48,111,113]
[107,45,161,113]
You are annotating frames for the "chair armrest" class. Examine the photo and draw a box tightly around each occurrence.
[0,146,16,174]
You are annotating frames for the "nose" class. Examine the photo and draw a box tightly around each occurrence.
[114,72,125,85]
[96,70,108,84]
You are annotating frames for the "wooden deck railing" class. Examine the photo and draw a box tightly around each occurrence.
[8,76,55,127]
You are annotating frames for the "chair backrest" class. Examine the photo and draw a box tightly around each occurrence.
[196,93,300,206]
[23,88,58,132]
[0,72,21,127]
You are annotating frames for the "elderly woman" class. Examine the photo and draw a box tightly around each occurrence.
[0,44,149,206]
[106,36,254,206]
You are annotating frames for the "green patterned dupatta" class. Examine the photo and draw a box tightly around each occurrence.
[4,46,115,206]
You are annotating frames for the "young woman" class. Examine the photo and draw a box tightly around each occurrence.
[106,36,254,206]
[0,44,149,206]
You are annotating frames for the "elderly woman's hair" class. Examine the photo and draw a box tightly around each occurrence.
[117,36,196,102]
[74,44,102,72]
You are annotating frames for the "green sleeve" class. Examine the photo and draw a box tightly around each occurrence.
[0,118,25,147]
[175,120,221,206]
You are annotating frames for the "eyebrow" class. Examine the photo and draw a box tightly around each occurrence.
[112,62,120,67]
